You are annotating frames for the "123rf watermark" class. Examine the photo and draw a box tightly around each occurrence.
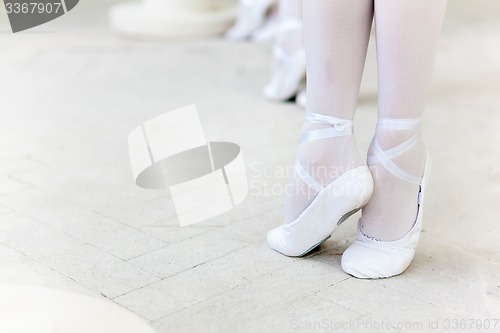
[290,318,499,331]
[2,0,79,32]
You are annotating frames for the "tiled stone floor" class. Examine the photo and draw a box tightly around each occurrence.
[0,1,499,332]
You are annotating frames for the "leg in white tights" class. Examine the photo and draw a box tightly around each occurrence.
[284,0,374,224]
[359,0,447,241]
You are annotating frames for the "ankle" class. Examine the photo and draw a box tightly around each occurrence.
[298,134,364,186]
[369,127,426,177]
[361,129,427,241]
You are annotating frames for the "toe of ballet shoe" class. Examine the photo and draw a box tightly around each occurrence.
[341,241,413,279]
[266,226,284,253]
[266,226,306,257]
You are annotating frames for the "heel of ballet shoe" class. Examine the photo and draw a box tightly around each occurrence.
[267,165,373,257]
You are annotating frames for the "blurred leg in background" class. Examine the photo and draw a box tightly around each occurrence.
[262,0,305,102]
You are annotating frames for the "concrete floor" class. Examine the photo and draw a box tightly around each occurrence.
[0,1,499,332]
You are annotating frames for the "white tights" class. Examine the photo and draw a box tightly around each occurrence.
[286,0,447,242]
